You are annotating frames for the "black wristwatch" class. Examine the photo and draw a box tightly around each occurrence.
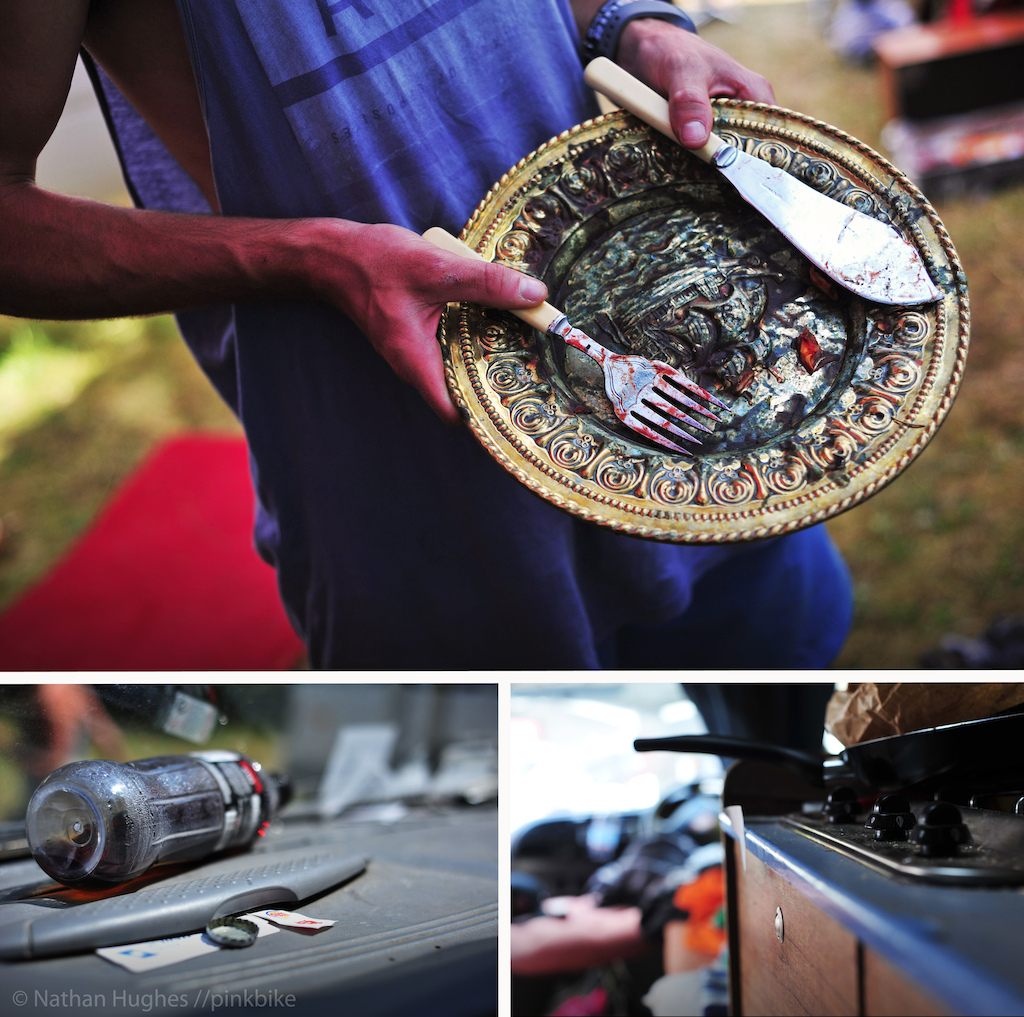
[582,0,698,63]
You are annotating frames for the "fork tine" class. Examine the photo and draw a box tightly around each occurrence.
[658,370,729,411]
[634,405,705,448]
[641,390,715,435]
[627,411,701,452]
[654,382,722,424]
[597,312,726,412]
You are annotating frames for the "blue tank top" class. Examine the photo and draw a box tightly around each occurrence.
[89,0,821,667]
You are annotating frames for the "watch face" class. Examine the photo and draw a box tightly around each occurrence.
[439,103,967,543]
[205,917,259,948]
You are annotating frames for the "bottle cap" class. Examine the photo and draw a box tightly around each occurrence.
[205,917,259,948]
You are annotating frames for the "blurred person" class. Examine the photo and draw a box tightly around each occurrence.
[30,683,126,777]
[827,0,916,64]
[0,1,852,668]
[0,684,126,818]
[511,886,656,1016]
[511,892,652,977]
[511,793,722,1015]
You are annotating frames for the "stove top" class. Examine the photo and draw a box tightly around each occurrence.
[784,788,1024,886]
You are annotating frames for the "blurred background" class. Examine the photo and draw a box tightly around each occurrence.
[510,681,837,863]
[511,683,724,842]
[1,0,1023,667]
[0,683,498,825]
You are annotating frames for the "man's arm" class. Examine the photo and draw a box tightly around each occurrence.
[569,0,775,147]
[0,0,548,425]
[510,897,651,977]
[0,0,278,323]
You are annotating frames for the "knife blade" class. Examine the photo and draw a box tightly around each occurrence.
[583,57,941,306]
[0,846,367,959]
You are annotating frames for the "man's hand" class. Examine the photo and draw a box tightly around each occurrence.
[302,221,548,426]
[615,16,775,149]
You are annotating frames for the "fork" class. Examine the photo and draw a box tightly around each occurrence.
[423,227,726,452]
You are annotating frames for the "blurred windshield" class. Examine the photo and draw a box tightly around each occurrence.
[0,683,497,827]
[510,683,722,835]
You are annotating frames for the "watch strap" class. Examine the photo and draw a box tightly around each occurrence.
[583,1,698,63]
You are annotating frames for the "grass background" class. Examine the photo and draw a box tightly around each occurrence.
[0,2,1021,668]
[703,3,1024,666]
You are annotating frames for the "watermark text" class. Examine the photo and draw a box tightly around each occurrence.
[12,988,298,1011]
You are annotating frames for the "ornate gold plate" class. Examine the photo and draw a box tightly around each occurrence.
[438,102,969,542]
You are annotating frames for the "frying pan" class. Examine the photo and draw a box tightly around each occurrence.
[634,710,1024,792]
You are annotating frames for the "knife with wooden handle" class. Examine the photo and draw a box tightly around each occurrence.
[584,57,941,306]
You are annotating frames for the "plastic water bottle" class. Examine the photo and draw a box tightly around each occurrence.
[25,751,288,884]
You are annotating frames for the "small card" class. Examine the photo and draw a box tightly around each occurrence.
[97,915,278,973]
[250,908,336,930]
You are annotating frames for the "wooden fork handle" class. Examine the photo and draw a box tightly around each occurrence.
[422,227,561,333]
[584,57,723,164]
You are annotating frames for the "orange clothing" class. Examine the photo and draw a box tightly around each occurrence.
[672,866,726,955]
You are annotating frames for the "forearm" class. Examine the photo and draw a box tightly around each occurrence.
[0,181,324,320]
[0,178,552,425]
[510,907,650,976]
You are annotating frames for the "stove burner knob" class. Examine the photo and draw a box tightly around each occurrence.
[865,794,917,841]
[823,786,859,824]
[910,802,968,857]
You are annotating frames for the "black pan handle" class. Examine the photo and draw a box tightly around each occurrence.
[634,734,827,782]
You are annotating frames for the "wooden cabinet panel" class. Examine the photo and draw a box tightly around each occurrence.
[731,840,859,1016]
[863,946,953,1017]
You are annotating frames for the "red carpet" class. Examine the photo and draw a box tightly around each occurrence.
[0,435,305,671]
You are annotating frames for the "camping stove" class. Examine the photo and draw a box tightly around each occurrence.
[720,759,1024,1016]
[784,784,1024,886]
